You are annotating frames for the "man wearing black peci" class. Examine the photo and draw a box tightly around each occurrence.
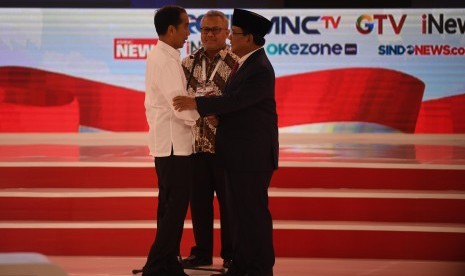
[173,8,278,276]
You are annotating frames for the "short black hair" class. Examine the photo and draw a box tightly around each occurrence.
[154,5,186,36]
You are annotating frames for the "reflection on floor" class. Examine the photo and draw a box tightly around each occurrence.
[1,132,465,168]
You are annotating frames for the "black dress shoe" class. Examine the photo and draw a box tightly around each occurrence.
[143,269,189,276]
[142,270,181,276]
[181,255,213,268]
[210,272,246,276]
[222,259,232,268]
[210,272,231,276]
[210,267,245,276]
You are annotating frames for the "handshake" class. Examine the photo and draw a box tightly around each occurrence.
[173,94,219,127]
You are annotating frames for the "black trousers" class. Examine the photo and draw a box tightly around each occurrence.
[225,170,275,276]
[143,155,192,275]
[189,152,232,260]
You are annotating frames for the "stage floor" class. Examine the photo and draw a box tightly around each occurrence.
[1,132,465,169]
[1,132,465,276]
[48,256,465,276]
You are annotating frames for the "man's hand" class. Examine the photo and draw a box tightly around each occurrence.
[173,96,197,111]
[206,115,219,127]
[205,90,217,97]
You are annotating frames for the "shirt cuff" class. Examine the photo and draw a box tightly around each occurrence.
[184,120,196,126]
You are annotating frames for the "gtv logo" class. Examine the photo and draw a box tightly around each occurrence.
[356,14,407,35]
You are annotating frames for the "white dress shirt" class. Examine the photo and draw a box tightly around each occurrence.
[145,40,200,157]
[237,47,262,69]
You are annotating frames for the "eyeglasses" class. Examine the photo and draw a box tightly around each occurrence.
[200,27,226,35]
[230,31,245,36]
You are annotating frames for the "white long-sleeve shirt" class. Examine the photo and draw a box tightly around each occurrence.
[145,40,200,157]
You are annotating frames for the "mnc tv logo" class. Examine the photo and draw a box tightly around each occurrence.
[269,15,341,34]
[187,14,341,35]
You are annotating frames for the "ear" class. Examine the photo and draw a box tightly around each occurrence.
[246,33,253,43]
[168,25,176,35]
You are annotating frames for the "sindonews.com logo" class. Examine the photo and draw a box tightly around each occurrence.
[266,43,357,55]
[379,44,465,55]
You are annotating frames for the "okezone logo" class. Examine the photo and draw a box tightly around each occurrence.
[266,42,357,56]
[356,14,407,35]
[114,38,157,60]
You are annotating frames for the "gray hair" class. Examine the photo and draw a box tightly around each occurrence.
[202,10,229,27]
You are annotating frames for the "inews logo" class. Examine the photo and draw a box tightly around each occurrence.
[114,38,158,60]
[114,38,198,59]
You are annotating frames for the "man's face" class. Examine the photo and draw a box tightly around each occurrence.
[173,12,190,49]
[200,16,229,53]
[229,26,248,57]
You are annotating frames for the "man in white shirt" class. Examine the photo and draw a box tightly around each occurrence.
[142,5,199,276]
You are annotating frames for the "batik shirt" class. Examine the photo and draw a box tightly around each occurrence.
[181,47,238,153]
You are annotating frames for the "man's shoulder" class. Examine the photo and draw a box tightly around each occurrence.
[182,48,202,68]
[247,49,270,66]
[147,46,174,67]
[147,46,160,60]
[181,57,195,73]
[220,47,239,61]
[217,48,239,70]
[181,54,193,66]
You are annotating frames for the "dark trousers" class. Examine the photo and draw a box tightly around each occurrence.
[225,170,275,276]
[190,152,232,260]
[143,155,192,275]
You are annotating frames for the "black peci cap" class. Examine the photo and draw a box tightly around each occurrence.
[232,8,272,39]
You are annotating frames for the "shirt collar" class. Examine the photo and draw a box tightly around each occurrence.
[157,40,181,61]
[200,45,229,62]
[238,47,262,68]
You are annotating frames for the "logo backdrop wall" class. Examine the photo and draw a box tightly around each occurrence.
[1,8,464,133]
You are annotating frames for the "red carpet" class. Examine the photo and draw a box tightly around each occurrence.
[1,166,464,260]
[1,133,464,260]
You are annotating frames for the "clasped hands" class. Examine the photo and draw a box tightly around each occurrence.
[173,89,217,112]
[173,95,196,112]
[173,93,218,127]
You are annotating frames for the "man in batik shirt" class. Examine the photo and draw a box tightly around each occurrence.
[180,10,238,270]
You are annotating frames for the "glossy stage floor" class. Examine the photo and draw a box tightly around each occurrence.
[1,132,465,276]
